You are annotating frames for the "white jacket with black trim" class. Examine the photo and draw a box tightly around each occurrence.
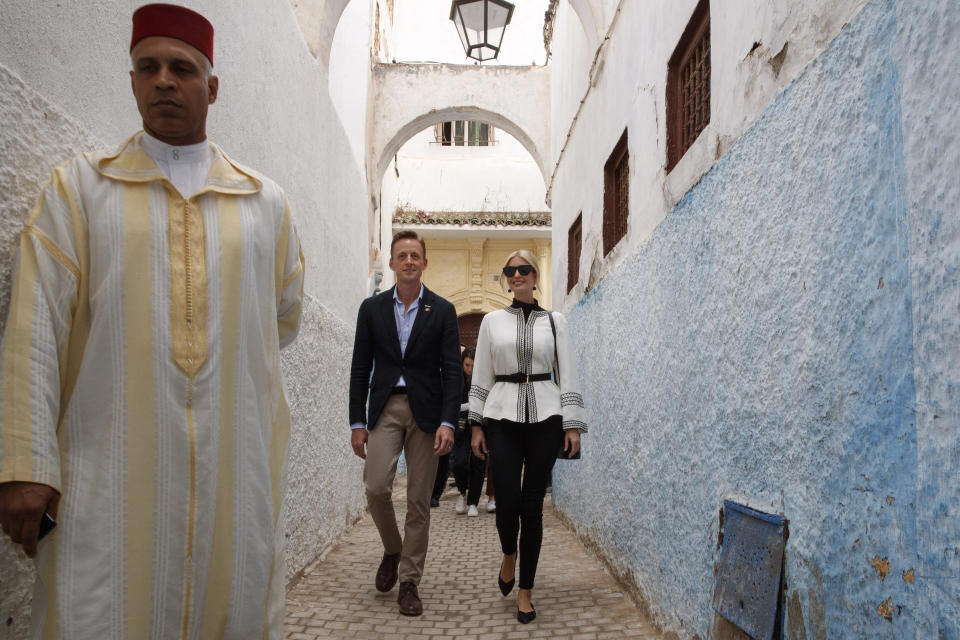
[469,306,587,432]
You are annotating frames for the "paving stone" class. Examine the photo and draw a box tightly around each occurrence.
[285,476,661,639]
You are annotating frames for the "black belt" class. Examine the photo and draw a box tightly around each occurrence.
[390,386,408,395]
[494,373,552,384]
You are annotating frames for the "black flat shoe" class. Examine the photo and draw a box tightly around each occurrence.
[498,562,515,596]
[517,606,536,624]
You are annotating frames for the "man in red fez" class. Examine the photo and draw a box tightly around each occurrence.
[129,3,219,147]
[0,4,305,638]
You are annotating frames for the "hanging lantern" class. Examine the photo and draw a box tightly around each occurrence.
[449,0,515,62]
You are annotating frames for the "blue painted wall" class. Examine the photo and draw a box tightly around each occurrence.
[553,1,959,638]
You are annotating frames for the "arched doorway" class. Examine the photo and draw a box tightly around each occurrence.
[369,68,552,197]
[458,313,485,350]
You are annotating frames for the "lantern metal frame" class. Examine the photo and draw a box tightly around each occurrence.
[449,0,515,62]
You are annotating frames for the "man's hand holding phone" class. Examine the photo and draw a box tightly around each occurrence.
[0,481,59,557]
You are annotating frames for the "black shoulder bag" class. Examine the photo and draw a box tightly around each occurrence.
[548,312,580,460]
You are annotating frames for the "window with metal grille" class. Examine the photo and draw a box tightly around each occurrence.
[603,129,629,256]
[434,121,495,146]
[666,0,710,171]
[567,213,582,292]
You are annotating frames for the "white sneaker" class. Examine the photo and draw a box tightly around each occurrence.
[455,494,466,514]
[467,504,479,517]
[486,499,496,513]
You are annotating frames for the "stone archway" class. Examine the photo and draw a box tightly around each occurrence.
[566,0,602,52]
[369,63,551,197]
[289,0,352,67]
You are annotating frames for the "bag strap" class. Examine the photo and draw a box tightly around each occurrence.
[547,311,559,383]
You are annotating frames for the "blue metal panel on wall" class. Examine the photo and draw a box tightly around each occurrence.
[712,500,787,640]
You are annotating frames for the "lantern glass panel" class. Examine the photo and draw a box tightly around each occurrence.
[486,23,506,48]
[453,13,469,53]
[486,2,511,30]
[459,2,484,44]
[475,45,496,61]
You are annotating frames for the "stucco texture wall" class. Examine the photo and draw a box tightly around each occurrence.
[552,1,958,639]
[0,62,109,640]
[0,0,368,636]
[282,297,365,583]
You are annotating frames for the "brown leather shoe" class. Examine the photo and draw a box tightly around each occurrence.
[397,581,423,616]
[375,552,401,592]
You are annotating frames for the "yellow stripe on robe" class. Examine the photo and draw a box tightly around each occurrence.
[123,183,156,636]
[200,195,242,639]
[0,233,38,481]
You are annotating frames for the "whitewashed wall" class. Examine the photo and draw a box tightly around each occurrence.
[550,0,870,298]
[394,127,547,214]
[548,0,959,638]
[549,1,592,175]
[329,0,373,171]
[0,0,370,635]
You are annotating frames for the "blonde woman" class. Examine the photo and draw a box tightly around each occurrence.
[469,250,587,624]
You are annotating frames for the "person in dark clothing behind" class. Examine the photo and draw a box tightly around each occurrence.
[451,348,486,516]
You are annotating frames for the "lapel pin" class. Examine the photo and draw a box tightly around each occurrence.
[424,305,432,312]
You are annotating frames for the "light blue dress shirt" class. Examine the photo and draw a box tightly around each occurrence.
[392,284,422,387]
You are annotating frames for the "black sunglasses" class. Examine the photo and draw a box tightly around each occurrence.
[502,264,534,277]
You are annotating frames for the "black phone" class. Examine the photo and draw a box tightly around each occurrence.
[38,512,57,540]
[558,442,582,460]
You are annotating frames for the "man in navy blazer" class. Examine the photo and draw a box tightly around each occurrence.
[349,230,462,616]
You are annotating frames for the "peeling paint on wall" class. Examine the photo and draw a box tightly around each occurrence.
[871,556,891,581]
[876,597,895,622]
[768,41,789,77]
[786,591,808,640]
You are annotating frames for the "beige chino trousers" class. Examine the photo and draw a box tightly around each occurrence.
[364,394,440,585]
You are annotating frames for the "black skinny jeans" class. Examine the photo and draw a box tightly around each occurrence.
[485,415,564,590]
[431,453,450,501]
[452,431,486,505]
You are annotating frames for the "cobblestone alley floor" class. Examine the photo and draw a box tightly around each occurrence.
[285,476,661,639]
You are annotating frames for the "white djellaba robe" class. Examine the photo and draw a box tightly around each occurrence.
[0,132,305,639]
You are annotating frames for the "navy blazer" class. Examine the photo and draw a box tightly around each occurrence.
[349,285,462,434]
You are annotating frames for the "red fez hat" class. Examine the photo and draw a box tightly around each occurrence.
[131,4,214,64]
